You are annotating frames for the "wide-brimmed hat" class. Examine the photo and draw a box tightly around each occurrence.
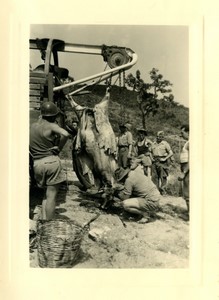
[137,127,147,134]
[124,123,132,130]
[115,167,130,182]
[133,156,144,164]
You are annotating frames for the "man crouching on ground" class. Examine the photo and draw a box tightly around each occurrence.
[114,158,161,223]
[29,101,70,220]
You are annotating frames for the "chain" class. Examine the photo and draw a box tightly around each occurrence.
[122,71,126,121]
[118,71,121,91]
[106,73,112,87]
[123,70,126,88]
[118,71,126,122]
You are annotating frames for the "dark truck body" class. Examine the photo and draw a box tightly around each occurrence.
[29,38,135,116]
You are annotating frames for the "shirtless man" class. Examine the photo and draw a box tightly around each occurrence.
[30,101,70,220]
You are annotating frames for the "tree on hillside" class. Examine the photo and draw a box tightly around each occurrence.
[126,68,174,128]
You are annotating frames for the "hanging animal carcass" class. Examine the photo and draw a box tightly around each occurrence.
[68,88,118,193]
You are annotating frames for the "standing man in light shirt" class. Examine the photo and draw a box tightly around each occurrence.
[151,131,173,194]
[117,123,133,169]
[178,125,189,217]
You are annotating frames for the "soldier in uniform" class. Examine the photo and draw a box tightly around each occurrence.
[151,131,173,194]
[117,123,133,169]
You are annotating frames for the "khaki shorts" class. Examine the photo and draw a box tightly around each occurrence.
[33,156,66,188]
[123,197,160,216]
[138,198,160,213]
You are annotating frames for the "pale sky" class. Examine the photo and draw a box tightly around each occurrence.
[30,24,189,107]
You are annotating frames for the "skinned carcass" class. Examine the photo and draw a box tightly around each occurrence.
[68,88,118,206]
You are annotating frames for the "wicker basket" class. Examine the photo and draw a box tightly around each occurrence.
[36,219,84,268]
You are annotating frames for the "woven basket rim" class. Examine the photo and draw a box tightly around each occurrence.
[37,219,82,228]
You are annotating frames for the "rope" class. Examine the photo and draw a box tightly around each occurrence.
[64,158,69,191]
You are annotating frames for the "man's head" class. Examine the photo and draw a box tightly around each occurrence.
[41,101,59,122]
[130,157,142,170]
[119,124,126,133]
[124,123,132,131]
[156,131,164,143]
[115,167,130,183]
[72,120,78,130]
[137,128,147,141]
[180,124,189,140]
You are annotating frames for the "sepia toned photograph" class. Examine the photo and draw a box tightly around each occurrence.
[29,24,189,269]
[4,0,219,298]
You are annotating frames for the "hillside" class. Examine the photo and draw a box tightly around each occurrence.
[64,84,189,162]
[65,84,189,137]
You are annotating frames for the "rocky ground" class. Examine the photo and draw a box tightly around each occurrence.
[29,160,189,269]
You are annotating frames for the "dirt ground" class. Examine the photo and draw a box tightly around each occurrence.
[29,160,189,269]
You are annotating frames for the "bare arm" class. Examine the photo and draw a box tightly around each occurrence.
[127,132,133,158]
[160,142,173,162]
[50,123,70,153]
[147,140,154,161]
[51,123,70,137]
[127,144,132,158]
[115,176,132,200]
[164,149,173,161]
[114,136,118,160]
[178,162,189,181]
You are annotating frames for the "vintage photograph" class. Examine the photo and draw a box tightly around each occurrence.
[29,24,189,268]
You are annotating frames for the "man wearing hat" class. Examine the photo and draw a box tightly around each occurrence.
[135,128,153,177]
[117,123,133,169]
[30,101,70,220]
[151,131,173,194]
[114,158,161,223]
